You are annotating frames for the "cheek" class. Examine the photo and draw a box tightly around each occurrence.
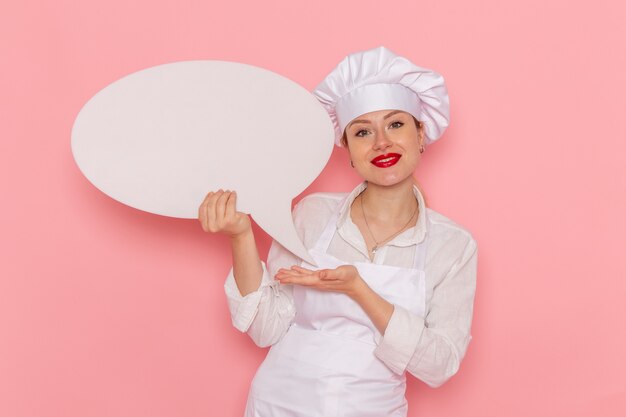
[348,146,368,163]
[403,138,422,160]
[408,149,422,164]
[400,149,421,170]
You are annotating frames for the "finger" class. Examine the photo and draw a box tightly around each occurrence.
[198,191,213,227]
[206,189,223,231]
[201,192,216,230]
[319,270,333,280]
[225,191,237,220]
[199,190,213,207]
[316,269,340,280]
[276,268,316,278]
[281,267,309,276]
[275,269,308,279]
[277,275,319,286]
[291,265,315,274]
[216,190,230,223]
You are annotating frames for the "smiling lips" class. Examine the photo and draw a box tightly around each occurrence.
[370,153,402,168]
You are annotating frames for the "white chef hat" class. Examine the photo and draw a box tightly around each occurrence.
[313,46,450,147]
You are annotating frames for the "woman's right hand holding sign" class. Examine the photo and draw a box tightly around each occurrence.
[198,190,252,239]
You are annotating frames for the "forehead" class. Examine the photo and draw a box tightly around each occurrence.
[348,109,410,127]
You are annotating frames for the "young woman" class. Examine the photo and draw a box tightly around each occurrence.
[199,46,477,417]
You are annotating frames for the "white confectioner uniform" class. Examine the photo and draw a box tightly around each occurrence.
[224,181,477,417]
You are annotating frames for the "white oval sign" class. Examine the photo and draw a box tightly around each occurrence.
[71,60,335,264]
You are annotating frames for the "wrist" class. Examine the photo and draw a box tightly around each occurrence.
[229,227,253,244]
[350,277,370,300]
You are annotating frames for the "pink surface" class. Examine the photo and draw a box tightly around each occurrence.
[1,1,625,416]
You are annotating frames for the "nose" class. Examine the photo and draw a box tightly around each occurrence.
[373,128,392,151]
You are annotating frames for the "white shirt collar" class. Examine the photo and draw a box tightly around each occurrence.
[336,181,428,249]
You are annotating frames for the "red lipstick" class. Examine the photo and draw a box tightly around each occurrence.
[370,153,401,168]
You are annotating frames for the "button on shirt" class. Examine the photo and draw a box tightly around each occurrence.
[224,181,477,388]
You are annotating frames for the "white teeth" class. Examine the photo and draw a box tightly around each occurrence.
[379,157,394,163]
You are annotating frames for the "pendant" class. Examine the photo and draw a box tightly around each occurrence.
[371,245,378,254]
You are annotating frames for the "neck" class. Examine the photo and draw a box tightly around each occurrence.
[360,176,418,222]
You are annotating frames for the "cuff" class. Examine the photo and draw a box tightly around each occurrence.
[223,261,274,332]
[374,304,426,375]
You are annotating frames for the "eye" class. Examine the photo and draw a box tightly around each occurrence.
[355,129,370,137]
[390,120,404,129]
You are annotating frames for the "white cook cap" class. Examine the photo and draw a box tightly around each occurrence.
[312,46,450,147]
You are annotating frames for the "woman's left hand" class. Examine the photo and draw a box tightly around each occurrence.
[275,265,366,299]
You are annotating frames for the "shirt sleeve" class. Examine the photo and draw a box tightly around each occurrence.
[373,236,478,388]
[223,202,308,348]
[223,242,298,347]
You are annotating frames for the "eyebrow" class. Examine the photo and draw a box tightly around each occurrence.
[347,110,404,129]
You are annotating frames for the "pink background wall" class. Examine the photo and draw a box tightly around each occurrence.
[1,1,625,416]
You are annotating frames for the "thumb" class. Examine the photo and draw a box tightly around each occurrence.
[319,269,338,280]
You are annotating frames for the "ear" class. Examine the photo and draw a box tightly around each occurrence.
[341,131,349,148]
[418,124,425,147]
[413,117,425,147]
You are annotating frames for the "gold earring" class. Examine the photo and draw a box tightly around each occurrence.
[419,145,424,154]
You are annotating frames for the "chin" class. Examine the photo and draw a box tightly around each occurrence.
[367,172,413,187]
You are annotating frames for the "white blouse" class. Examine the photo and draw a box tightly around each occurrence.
[224,181,478,388]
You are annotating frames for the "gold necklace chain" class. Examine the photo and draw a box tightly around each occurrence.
[359,193,418,257]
